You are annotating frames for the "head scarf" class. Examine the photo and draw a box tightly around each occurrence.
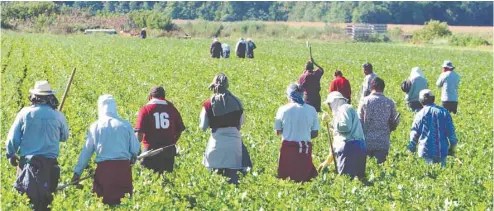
[98,94,119,119]
[209,73,242,116]
[409,67,424,80]
[286,83,305,105]
[29,94,59,110]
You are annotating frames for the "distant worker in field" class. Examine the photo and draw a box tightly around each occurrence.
[200,73,252,184]
[358,77,400,164]
[222,43,231,58]
[135,86,186,174]
[298,57,324,112]
[141,28,147,39]
[73,94,140,206]
[5,81,69,210]
[210,38,223,58]
[436,60,460,114]
[359,62,377,104]
[402,67,428,112]
[408,89,457,167]
[235,37,246,58]
[275,83,319,182]
[329,70,352,104]
[320,91,366,179]
[246,38,256,58]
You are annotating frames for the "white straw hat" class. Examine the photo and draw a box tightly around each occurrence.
[29,81,56,96]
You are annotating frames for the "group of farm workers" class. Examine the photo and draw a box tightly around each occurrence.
[5,58,459,209]
[210,37,256,59]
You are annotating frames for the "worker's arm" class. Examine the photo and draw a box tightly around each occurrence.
[274,108,284,136]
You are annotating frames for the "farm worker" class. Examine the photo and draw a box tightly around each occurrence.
[436,60,460,114]
[135,86,186,174]
[210,38,223,58]
[246,38,256,58]
[235,37,246,58]
[274,83,319,182]
[222,43,231,58]
[199,73,253,184]
[329,70,352,104]
[298,57,324,112]
[408,89,457,167]
[5,80,69,210]
[140,28,146,39]
[358,77,400,164]
[72,95,140,205]
[321,91,367,179]
[359,62,377,104]
[402,67,428,112]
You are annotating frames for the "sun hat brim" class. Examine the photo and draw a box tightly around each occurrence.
[29,89,56,96]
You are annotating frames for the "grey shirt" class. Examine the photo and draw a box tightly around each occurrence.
[436,71,460,102]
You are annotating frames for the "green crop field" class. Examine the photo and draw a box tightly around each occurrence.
[1,33,492,210]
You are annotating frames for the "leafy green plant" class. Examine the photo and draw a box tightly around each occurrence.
[1,33,492,210]
[412,20,452,44]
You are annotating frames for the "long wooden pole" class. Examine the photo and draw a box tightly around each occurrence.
[326,122,338,174]
[58,68,76,111]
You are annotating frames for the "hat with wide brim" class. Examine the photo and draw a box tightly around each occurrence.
[29,80,56,96]
[324,91,347,104]
[442,60,455,69]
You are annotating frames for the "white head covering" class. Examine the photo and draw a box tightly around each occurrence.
[324,91,348,113]
[98,94,118,119]
[409,67,424,80]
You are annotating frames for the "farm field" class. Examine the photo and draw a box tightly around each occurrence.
[0,33,492,210]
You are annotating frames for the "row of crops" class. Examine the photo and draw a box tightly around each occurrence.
[1,33,492,210]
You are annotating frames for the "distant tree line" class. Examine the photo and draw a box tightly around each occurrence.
[2,1,493,27]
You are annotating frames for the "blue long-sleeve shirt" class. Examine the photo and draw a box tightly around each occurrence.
[74,116,140,175]
[5,104,69,159]
[408,104,457,159]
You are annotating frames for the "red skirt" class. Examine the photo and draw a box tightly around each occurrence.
[277,140,318,182]
[93,160,133,205]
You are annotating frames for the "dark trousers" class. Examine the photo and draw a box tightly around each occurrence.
[15,156,60,211]
[367,149,389,164]
[141,146,176,174]
[442,101,458,114]
[336,140,367,179]
[408,101,423,112]
[215,169,240,184]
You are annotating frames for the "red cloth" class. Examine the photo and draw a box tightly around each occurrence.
[277,141,318,182]
[135,99,185,149]
[329,76,352,102]
[298,69,323,95]
[93,160,133,205]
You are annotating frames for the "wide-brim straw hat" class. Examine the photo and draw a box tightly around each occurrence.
[29,80,56,96]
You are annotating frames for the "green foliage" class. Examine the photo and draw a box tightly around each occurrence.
[412,20,452,44]
[449,34,490,47]
[2,2,494,27]
[128,10,175,31]
[1,33,492,210]
[354,33,391,43]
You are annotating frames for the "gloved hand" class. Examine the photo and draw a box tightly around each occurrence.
[448,146,456,157]
[71,173,83,189]
[317,154,334,173]
[9,155,18,167]
[321,112,331,122]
